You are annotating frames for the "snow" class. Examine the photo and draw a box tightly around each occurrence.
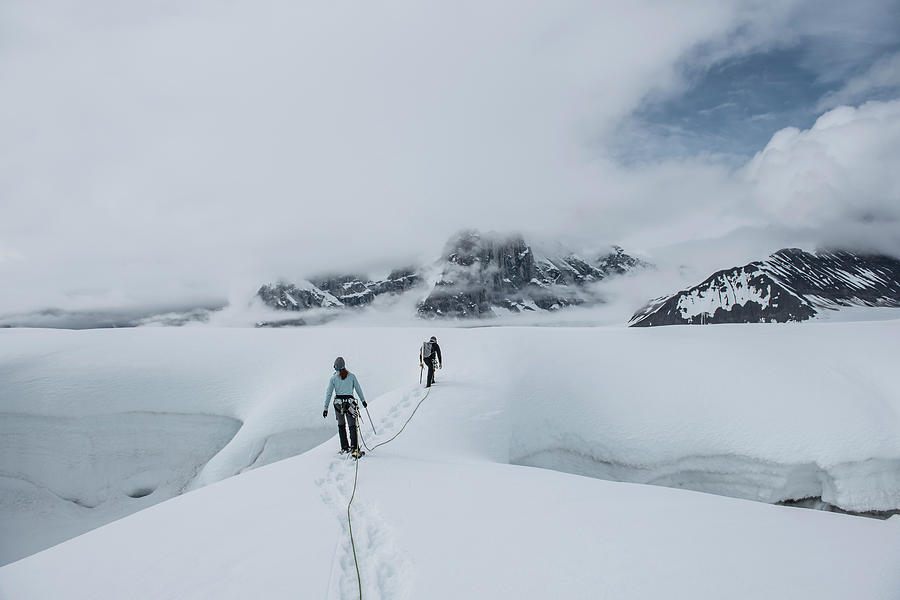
[0,411,240,562]
[521,299,540,311]
[2,321,900,597]
[812,306,900,322]
[674,267,774,320]
[290,280,344,308]
[662,251,900,323]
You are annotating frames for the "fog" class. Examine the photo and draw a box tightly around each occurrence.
[1,0,898,317]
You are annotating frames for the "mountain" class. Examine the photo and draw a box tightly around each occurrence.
[257,269,420,312]
[629,248,900,327]
[0,305,224,329]
[256,231,647,321]
[417,231,647,317]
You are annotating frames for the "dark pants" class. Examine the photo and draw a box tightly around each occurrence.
[334,400,359,451]
[424,357,436,387]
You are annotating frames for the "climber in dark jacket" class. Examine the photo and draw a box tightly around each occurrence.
[419,336,442,388]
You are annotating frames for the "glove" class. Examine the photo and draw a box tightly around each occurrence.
[322,410,328,418]
[439,363,443,369]
[362,401,367,408]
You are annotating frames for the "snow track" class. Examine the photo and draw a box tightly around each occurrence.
[317,458,411,600]
[317,387,428,600]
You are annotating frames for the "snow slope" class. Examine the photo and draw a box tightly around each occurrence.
[2,322,900,597]
[2,376,900,599]
[504,322,900,512]
[0,327,423,564]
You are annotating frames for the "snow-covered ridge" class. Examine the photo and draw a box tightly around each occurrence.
[3,321,900,570]
[630,248,900,326]
[502,322,900,515]
[2,323,900,599]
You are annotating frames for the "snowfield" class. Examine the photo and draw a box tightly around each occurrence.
[2,322,900,598]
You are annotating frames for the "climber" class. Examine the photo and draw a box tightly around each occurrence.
[419,336,443,388]
[323,356,367,458]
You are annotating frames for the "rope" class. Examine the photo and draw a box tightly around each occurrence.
[347,457,363,600]
[359,388,430,452]
[342,387,431,600]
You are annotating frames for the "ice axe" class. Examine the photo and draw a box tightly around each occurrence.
[419,362,424,384]
[364,403,377,435]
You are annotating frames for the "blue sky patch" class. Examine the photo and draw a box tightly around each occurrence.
[623,38,900,163]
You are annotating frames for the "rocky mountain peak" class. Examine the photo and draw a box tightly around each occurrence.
[629,248,900,327]
[256,230,648,322]
[419,231,647,318]
[440,231,535,286]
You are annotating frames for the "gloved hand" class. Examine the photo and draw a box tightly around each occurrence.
[322,410,328,418]
[362,401,367,408]
[439,363,443,369]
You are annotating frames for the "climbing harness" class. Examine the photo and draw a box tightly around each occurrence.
[341,387,431,600]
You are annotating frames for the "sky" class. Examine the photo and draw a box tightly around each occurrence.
[1,0,899,316]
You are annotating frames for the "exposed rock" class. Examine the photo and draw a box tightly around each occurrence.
[256,282,342,311]
[312,269,420,307]
[417,231,647,318]
[419,232,546,317]
[255,318,307,328]
[256,230,648,320]
[597,245,648,276]
[777,497,900,520]
[257,269,420,312]
[630,248,900,327]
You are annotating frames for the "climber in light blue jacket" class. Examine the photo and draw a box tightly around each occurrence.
[323,356,367,456]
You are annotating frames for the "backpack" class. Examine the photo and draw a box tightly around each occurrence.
[422,341,433,359]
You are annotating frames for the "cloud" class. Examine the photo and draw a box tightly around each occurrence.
[587,98,900,264]
[0,0,768,312]
[0,0,898,316]
[743,99,900,253]
[790,0,900,81]
[617,0,900,161]
[816,52,900,111]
